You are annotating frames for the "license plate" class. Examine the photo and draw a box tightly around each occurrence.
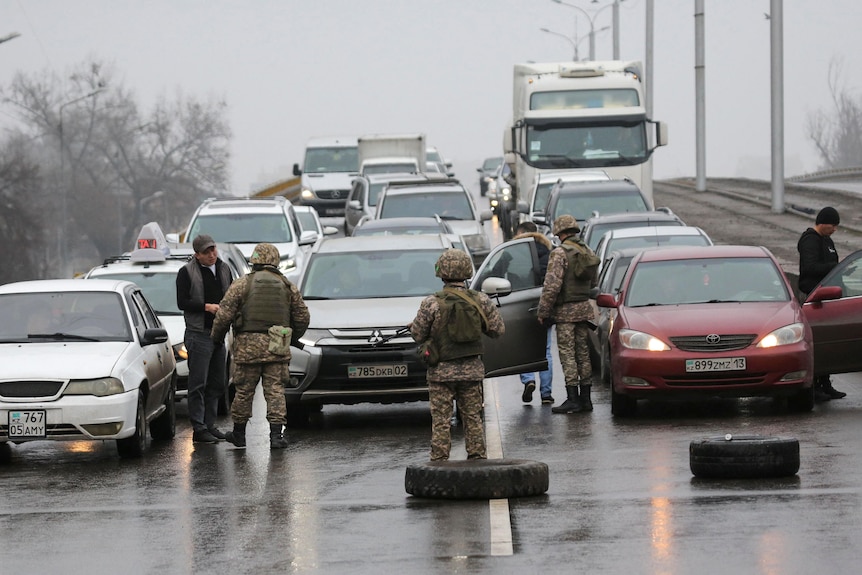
[348,364,408,379]
[8,410,47,438]
[685,357,746,372]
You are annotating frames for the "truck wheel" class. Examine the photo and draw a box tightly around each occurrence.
[405,458,549,499]
[689,435,800,479]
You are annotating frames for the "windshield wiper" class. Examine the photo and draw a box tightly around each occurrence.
[301,296,331,300]
[27,332,100,342]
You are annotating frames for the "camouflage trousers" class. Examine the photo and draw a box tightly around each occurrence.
[231,361,287,425]
[428,380,486,461]
[555,321,592,386]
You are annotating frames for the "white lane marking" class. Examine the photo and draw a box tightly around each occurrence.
[484,379,513,556]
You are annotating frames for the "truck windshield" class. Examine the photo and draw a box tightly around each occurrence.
[526,123,646,168]
[305,147,359,173]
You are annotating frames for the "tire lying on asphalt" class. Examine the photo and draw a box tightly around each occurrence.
[689,435,800,479]
[405,459,549,499]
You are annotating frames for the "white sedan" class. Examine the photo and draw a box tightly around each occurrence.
[0,279,177,459]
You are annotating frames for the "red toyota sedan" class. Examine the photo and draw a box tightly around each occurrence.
[596,245,819,417]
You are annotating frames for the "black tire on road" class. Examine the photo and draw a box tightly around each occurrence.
[690,435,800,479]
[610,385,637,417]
[786,385,815,413]
[117,390,147,459]
[150,374,176,441]
[405,458,549,499]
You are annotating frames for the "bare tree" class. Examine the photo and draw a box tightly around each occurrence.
[1,59,231,278]
[806,58,862,171]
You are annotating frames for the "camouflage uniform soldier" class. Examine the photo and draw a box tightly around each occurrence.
[211,243,310,449]
[410,249,505,461]
[538,215,600,414]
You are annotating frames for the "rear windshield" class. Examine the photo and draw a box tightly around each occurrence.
[189,213,293,244]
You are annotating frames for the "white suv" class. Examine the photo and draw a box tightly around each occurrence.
[180,196,317,283]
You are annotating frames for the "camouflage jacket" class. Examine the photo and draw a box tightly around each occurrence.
[537,242,596,324]
[410,281,505,383]
[211,271,310,364]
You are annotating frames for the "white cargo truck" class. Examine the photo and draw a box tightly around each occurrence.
[293,136,359,217]
[357,133,426,176]
[504,61,668,223]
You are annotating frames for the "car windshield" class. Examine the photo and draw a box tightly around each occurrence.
[553,191,648,222]
[0,291,132,342]
[587,220,684,250]
[90,272,180,315]
[305,147,359,173]
[482,157,503,171]
[608,233,710,253]
[302,250,443,299]
[188,213,293,243]
[381,192,473,220]
[625,257,789,307]
[295,211,320,234]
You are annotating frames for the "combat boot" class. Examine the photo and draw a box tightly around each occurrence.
[225,422,247,448]
[579,382,593,412]
[551,385,583,414]
[269,423,288,449]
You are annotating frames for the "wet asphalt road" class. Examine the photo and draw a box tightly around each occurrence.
[2,369,861,574]
[3,181,862,573]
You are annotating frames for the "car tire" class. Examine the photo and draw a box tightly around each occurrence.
[405,459,549,499]
[286,404,311,429]
[217,355,234,416]
[599,342,611,385]
[150,373,177,441]
[0,442,11,464]
[689,435,800,479]
[117,390,147,459]
[786,385,815,413]
[610,385,637,417]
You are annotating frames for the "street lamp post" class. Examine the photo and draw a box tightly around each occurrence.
[58,87,104,277]
[541,26,610,61]
[551,0,619,60]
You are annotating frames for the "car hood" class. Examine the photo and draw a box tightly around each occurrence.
[307,297,426,329]
[302,172,355,191]
[234,242,298,260]
[0,342,130,380]
[622,301,801,337]
[445,220,483,236]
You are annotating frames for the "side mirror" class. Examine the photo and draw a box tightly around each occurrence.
[595,293,619,308]
[481,276,512,297]
[322,225,339,236]
[298,230,319,246]
[478,209,493,222]
[293,163,302,176]
[142,327,169,346]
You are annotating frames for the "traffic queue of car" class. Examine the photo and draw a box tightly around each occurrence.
[3,155,862,461]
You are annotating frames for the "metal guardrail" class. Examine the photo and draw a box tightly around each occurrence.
[786,166,862,183]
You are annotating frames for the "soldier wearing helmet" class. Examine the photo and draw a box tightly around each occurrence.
[538,215,600,415]
[211,243,310,449]
[176,234,234,444]
[410,249,505,461]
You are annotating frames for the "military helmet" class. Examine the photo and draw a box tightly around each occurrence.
[553,214,580,236]
[250,243,280,266]
[435,249,473,281]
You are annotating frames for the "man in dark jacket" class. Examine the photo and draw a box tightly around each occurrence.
[798,206,845,401]
[176,234,233,444]
[513,221,556,405]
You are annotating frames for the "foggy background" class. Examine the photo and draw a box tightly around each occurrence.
[2,0,860,194]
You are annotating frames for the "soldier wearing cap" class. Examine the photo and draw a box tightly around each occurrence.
[211,243,310,449]
[176,234,233,444]
[409,249,505,461]
[538,215,600,414]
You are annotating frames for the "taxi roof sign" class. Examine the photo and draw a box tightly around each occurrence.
[130,222,170,262]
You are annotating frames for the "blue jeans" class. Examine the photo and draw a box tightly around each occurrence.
[185,329,226,432]
[520,326,553,398]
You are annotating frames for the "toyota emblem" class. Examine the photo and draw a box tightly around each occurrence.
[705,334,721,345]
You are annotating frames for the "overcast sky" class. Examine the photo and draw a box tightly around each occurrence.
[3,1,861,195]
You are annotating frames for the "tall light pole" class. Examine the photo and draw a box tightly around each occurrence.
[551,0,619,60]
[59,87,104,277]
[540,27,578,61]
[0,32,21,45]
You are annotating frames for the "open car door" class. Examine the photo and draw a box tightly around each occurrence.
[471,237,548,378]
[803,249,862,376]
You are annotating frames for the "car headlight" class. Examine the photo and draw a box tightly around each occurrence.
[619,329,670,351]
[65,377,125,397]
[298,329,330,347]
[463,233,490,252]
[279,257,297,272]
[757,323,805,348]
[490,199,499,207]
[300,186,315,200]
[173,342,188,361]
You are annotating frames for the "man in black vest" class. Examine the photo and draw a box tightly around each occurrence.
[176,234,234,444]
